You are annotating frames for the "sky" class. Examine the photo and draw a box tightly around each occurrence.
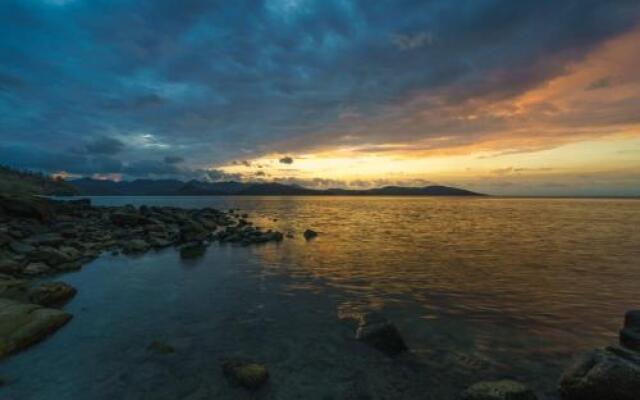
[1,0,639,196]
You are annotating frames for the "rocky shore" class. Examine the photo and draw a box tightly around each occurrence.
[0,194,284,359]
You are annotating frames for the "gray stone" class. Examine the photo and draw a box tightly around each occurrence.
[23,262,52,276]
[28,282,77,307]
[355,312,408,356]
[461,380,537,400]
[222,360,269,390]
[0,298,71,359]
[9,241,35,255]
[559,346,640,400]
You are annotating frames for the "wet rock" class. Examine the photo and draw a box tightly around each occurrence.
[0,298,71,359]
[303,229,318,240]
[9,241,35,255]
[110,212,149,227]
[0,258,23,275]
[122,239,150,254]
[559,346,640,400]
[147,340,175,354]
[620,310,640,352]
[24,233,64,247]
[0,195,55,222]
[355,312,408,356]
[29,247,71,266]
[179,220,209,242]
[0,278,29,302]
[222,360,269,390]
[23,262,52,276]
[180,243,207,259]
[28,282,77,307]
[461,380,537,400]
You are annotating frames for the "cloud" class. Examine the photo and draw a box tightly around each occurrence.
[164,156,184,164]
[279,156,294,164]
[84,136,125,156]
[391,32,433,51]
[585,76,615,90]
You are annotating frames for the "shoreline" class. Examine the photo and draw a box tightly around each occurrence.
[0,194,285,359]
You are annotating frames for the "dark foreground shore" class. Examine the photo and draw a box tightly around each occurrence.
[0,194,285,359]
[1,194,639,399]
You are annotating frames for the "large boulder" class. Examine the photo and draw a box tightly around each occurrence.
[0,298,71,359]
[559,346,640,400]
[28,282,77,307]
[355,312,408,356]
[461,380,537,400]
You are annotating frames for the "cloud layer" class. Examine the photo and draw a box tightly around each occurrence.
[0,0,639,193]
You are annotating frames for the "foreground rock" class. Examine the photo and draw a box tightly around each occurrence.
[0,298,71,358]
[28,282,77,307]
[559,346,640,400]
[222,360,269,390]
[559,310,640,400]
[461,380,537,400]
[620,310,640,352]
[355,312,408,356]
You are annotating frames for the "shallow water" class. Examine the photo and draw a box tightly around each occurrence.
[1,196,639,399]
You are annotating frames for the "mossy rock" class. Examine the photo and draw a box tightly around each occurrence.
[180,243,206,260]
[222,360,269,390]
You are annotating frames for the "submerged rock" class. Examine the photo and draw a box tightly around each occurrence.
[222,360,269,390]
[559,346,640,400]
[620,310,640,352]
[355,312,408,356]
[180,243,207,259]
[28,282,77,307]
[147,340,175,355]
[461,380,537,400]
[303,229,318,240]
[0,298,71,359]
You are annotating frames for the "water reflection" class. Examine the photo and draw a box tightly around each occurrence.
[7,196,635,399]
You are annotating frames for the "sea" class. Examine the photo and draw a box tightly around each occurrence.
[1,196,639,399]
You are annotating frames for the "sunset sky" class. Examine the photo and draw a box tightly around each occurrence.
[1,0,639,195]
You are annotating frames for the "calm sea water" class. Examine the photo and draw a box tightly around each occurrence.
[1,196,639,399]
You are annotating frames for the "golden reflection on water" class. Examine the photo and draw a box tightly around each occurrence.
[248,197,640,350]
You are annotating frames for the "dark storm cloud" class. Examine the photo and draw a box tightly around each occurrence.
[0,0,639,178]
[84,136,126,155]
[279,156,294,165]
[164,156,184,164]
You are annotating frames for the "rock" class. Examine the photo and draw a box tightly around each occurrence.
[24,233,64,247]
[0,278,29,302]
[28,282,77,307]
[461,380,537,400]
[9,241,35,255]
[0,258,23,275]
[559,346,640,400]
[29,247,71,266]
[0,298,71,359]
[303,229,318,240]
[123,239,150,254]
[355,312,408,356]
[620,310,640,352]
[110,212,149,227]
[222,360,269,390]
[0,195,55,222]
[23,262,52,276]
[179,220,209,243]
[180,243,207,259]
[147,340,175,354]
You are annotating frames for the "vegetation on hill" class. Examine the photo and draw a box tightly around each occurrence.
[0,165,77,195]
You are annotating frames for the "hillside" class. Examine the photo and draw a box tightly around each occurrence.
[0,166,77,195]
[69,178,484,197]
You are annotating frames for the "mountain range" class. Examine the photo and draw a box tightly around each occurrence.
[69,178,483,196]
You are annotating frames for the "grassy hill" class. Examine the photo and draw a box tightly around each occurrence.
[0,165,77,195]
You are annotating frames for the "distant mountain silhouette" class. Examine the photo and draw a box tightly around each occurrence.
[70,178,484,196]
